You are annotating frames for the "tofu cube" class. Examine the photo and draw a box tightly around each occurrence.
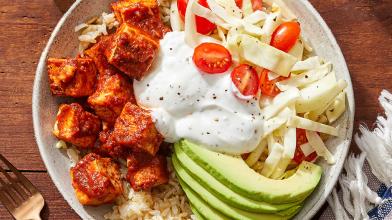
[47,58,97,97]
[126,154,168,190]
[111,0,170,40]
[105,23,159,80]
[111,102,163,156]
[84,35,119,76]
[53,103,101,149]
[70,153,123,205]
[87,72,136,124]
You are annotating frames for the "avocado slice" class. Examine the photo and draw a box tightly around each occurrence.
[176,139,322,204]
[173,160,301,220]
[190,205,207,220]
[174,148,303,213]
[179,181,231,220]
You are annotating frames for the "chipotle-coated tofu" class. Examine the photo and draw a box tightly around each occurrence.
[126,154,168,190]
[105,23,159,80]
[111,102,163,156]
[53,103,101,149]
[87,72,136,124]
[111,0,170,40]
[47,58,97,97]
[84,35,119,76]
[70,153,123,205]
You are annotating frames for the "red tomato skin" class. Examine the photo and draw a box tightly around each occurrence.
[193,43,232,74]
[177,0,216,35]
[259,69,288,97]
[231,64,259,96]
[251,0,263,11]
[270,22,301,52]
[235,0,243,8]
[293,129,317,164]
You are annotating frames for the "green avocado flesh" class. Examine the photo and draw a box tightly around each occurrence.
[176,139,322,204]
[174,161,300,220]
[190,206,207,220]
[174,147,303,213]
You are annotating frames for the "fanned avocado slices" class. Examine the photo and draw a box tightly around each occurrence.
[176,139,322,204]
[173,159,300,220]
[174,147,304,213]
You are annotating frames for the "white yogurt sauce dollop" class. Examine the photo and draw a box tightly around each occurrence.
[134,31,264,155]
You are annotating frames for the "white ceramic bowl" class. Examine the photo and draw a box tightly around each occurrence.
[32,0,355,219]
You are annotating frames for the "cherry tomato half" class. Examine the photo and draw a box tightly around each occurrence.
[293,129,317,164]
[270,22,301,52]
[177,0,217,35]
[235,0,243,8]
[259,69,288,97]
[251,0,263,11]
[193,43,232,74]
[231,64,259,97]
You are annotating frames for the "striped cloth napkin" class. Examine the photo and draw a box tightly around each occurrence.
[320,90,392,220]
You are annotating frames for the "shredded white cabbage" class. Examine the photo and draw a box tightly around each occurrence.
[239,34,298,76]
[306,130,335,164]
[170,0,184,31]
[184,0,200,47]
[288,39,304,60]
[296,73,347,113]
[263,107,292,138]
[263,0,297,21]
[299,142,314,157]
[261,142,284,177]
[262,87,299,120]
[276,63,331,91]
[326,91,346,123]
[243,10,267,24]
[287,115,339,136]
[245,139,267,167]
[291,56,323,73]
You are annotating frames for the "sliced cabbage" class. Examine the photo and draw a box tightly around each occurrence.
[270,126,296,179]
[283,125,296,158]
[291,56,323,73]
[261,142,284,177]
[288,39,304,60]
[267,71,281,80]
[287,115,339,136]
[306,130,335,164]
[259,12,282,44]
[170,0,184,31]
[245,139,267,167]
[276,63,331,91]
[326,91,346,123]
[184,0,200,47]
[296,73,348,113]
[263,107,292,138]
[241,0,253,17]
[192,2,231,29]
[300,36,313,52]
[217,26,227,44]
[263,0,297,20]
[300,142,314,157]
[225,27,243,62]
[239,35,298,77]
[262,87,300,120]
[243,10,267,24]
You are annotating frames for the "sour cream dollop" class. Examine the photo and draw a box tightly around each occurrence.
[134,31,264,154]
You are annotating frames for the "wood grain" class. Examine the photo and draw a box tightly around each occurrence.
[0,0,390,219]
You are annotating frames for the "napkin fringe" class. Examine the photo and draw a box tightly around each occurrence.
[328,90,392,220]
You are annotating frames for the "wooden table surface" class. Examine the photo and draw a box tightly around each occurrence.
[0,0,391,219]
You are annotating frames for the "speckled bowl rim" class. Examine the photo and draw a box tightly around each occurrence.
[32,0,355,219]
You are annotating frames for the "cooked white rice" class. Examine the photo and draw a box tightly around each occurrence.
[104,159,195,220]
